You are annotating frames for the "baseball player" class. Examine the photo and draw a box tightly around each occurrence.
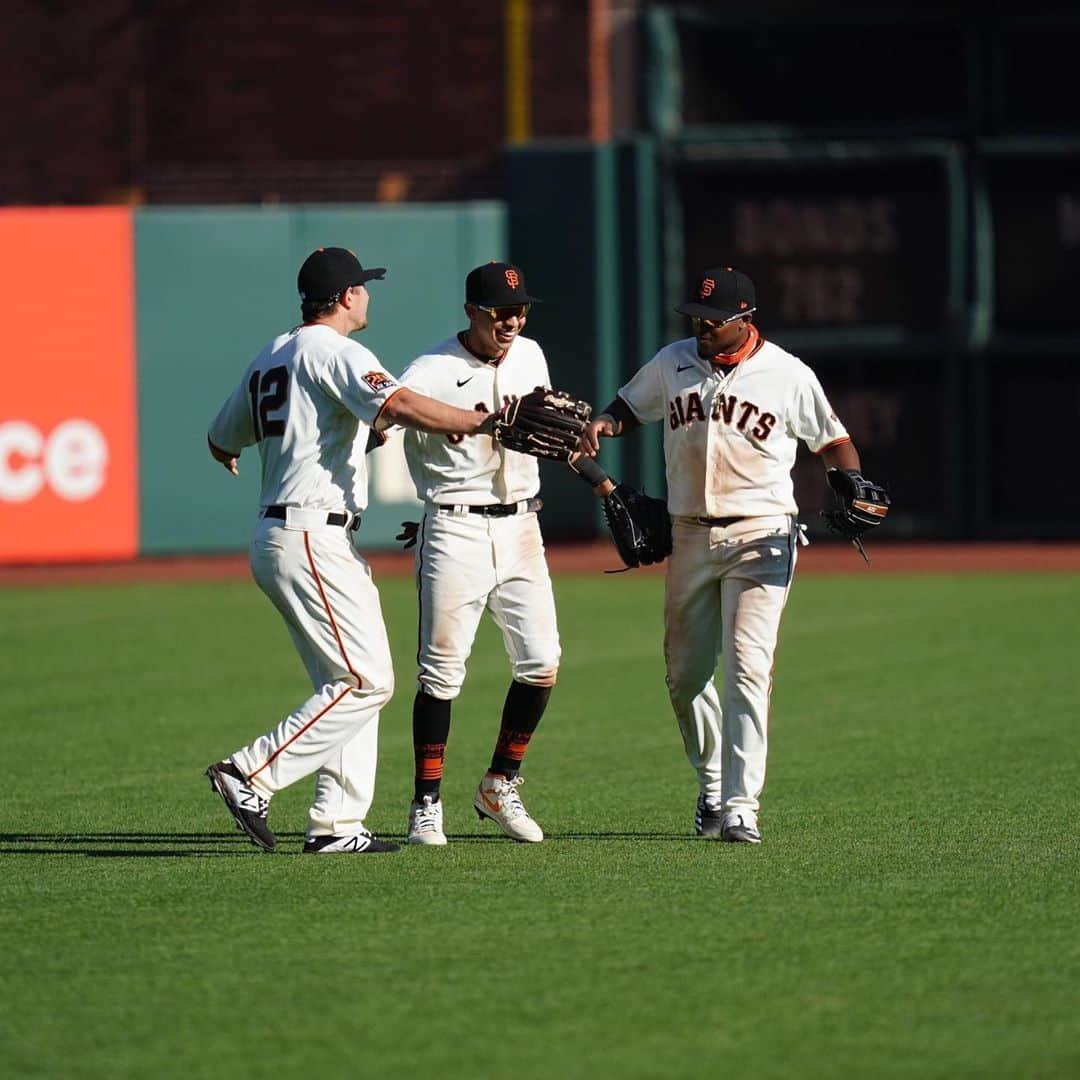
[581,267,872,844]
[395,261,559,845]
[204,246,501,855]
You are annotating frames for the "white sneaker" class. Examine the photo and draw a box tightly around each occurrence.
[473,773,543,843]
[407,795,448,845]
[720,811,762,844]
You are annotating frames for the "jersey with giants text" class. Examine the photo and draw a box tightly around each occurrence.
[208,324,402,514]
[617,336,849,518]
[399,334,549,504]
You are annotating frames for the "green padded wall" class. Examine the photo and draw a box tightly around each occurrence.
[135,203,505,553]
[505,141,667,532]
[505,143,621,537]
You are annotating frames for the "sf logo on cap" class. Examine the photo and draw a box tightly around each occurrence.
[505,269,520,289]
[699,278,715,298]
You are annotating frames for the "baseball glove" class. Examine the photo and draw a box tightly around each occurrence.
[603,484,673,569]
[820,468,891,549]
[492,387,592,462]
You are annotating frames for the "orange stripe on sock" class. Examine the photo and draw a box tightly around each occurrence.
[416,742,446,781]
[495,729,533,762]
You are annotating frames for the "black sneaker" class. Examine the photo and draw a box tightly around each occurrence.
[302,832,401,854]
[695,793,724,838]
[205,761,277,852]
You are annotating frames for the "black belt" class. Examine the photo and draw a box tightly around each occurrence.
[696,516,744,527]
[435,498,543,517]
[263,505,360,530]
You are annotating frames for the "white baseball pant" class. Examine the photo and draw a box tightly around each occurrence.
[414,508,561,700]
[229,516,395,839]
[663,515,799,815]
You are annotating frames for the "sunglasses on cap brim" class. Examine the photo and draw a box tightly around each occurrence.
[689,308,756,328]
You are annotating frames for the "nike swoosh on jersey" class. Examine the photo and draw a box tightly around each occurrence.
[457,376,474,387]
[676,364,694,372]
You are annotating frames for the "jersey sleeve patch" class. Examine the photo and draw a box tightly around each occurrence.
[362,370,397,393]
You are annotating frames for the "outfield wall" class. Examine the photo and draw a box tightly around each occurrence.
[5,136,1079,565]
[0,203,506,563]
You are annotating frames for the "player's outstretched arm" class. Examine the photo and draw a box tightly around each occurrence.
[568,453,616,498]
[580,397,639,457]
[380,387,494,437]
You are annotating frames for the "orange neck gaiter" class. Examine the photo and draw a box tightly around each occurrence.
[711,323,760,367]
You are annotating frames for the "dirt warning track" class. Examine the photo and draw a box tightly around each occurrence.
[1,542,1079,587]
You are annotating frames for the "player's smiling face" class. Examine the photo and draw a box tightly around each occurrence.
[466,303,528,357]
[694,314,750,358]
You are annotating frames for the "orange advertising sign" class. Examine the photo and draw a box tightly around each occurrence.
[0,208,138,563]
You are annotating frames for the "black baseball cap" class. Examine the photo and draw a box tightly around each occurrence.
[675,267,756,320]
[465,261,541,307]
[297,247,386,303]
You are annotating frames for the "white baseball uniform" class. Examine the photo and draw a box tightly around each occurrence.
[617,332,849,817]
[398,332,560,700]
[208,323,403,840]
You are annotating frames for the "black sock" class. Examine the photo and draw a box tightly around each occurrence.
[489,681,551,779]
[413,691,452,801]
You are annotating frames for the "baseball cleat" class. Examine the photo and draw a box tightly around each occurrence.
[205,760,277,853]
[473,773,543,843]
[302,831,401,854]
[407,795,448,845]
[695,793,724,839]
[720,812,762,844]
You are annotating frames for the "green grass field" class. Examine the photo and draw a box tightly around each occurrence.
[2,568,1078,1078]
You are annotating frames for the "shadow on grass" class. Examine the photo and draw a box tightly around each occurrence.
[423,831,696,843]
[0,831,304,857]
[542,832,695,840]
[0,830,698,855]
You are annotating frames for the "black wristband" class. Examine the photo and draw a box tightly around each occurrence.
[570,456,610,487]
